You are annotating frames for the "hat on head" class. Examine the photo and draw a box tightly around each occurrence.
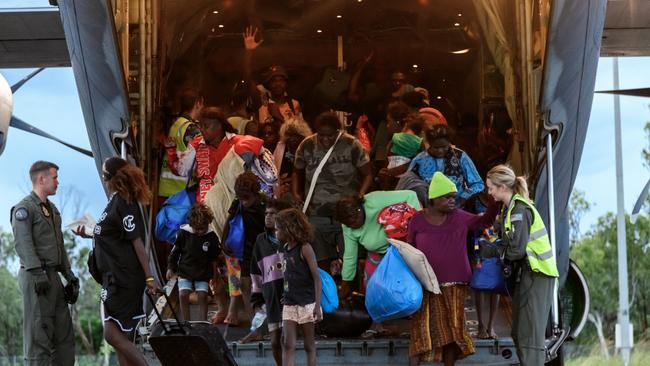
[419,107,447,126]
[428,172,457,199]
[264,65,288,83]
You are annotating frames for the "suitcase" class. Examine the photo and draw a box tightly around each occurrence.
[146,292,238,366]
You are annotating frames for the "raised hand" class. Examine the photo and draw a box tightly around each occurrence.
[243,26,263,50]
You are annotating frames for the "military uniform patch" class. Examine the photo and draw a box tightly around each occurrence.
[511,213,523,222]
[40,203,50,218]
[14,207,29,221]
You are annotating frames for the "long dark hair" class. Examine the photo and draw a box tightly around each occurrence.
[275,208,314,244]
[104,157,152,204]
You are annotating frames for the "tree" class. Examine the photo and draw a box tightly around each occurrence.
[0,266,22,357]
[569,190,591,245]
[572,211,650,354]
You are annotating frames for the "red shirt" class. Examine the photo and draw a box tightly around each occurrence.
[167,133,264,202]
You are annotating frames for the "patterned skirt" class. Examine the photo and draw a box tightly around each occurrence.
[409,285,475,362]
[225,256,242,297]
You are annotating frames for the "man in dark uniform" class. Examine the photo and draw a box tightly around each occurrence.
[11,161,78,366]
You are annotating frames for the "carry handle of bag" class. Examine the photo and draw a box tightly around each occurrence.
[302,132,342,213]
[145,291,186,335]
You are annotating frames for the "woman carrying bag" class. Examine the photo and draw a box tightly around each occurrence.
[407,172,497,366]
[486,165,559,366]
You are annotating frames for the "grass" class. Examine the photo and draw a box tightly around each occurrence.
[566,343,650,366]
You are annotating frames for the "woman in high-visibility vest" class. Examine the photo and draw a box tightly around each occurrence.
[486,165,559,366]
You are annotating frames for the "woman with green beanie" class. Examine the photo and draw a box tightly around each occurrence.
[407,172,497,366]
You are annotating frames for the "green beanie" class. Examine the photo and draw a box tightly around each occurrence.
[428,172,457,199]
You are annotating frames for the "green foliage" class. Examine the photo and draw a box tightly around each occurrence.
[571,211,650,344]
[0,229,16,269]
[0,266,23,357]
[566,342,650,365]
[569,190,591,245]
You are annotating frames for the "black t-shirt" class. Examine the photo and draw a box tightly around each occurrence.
[93,193,146,288]
[168,226,221,281]
[282,243,315,306]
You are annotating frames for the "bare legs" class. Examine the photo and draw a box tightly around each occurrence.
[475,290,499,339]
[282,320,315,366]
[104,320,148,366]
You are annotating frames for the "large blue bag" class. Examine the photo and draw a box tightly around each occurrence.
[365,246,423,322]
[470,238,507,293]
[155,185,197,243]
[319,268,339,313]
[224,204,245,260]
[470,257,506,292]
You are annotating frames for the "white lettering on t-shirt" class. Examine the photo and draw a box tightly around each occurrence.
[123,215,136,232]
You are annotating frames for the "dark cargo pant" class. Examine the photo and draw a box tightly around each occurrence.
[309,216,344,263]
[18,268,75,366]
[511,268,555,366]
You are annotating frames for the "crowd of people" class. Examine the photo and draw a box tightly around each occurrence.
[10,26,559,366]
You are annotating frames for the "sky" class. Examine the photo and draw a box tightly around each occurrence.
[1,0,649,238]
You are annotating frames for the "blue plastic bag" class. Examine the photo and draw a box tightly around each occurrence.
[225,204,245,260]
[155,185,196,243]
[365,246,423,322]
[470,257,506,293]
[470,238,507,293]
[319,268,339,313]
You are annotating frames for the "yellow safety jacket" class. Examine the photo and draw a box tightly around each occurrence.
[159,116,194,197]
[504,194,559,278]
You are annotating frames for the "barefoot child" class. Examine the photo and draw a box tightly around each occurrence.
[166,203,221,321]
[275,208,322,366]
[242,198,293,365]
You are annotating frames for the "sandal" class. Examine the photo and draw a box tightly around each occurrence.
[360,329,379,339]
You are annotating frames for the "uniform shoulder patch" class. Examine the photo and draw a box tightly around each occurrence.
[511,213,523,222]
[14,207,29,221]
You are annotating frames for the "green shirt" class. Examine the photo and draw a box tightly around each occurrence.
[341,190,422,281]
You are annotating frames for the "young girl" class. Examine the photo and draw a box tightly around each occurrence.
[166,203,221,321]
[275,208,322,366]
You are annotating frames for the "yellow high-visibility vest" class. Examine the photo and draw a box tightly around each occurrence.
[159,117,194,197]
[504,194,559,278]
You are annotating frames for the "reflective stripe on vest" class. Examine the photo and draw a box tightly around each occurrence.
[159,117,194,197]
[505,194,559,278]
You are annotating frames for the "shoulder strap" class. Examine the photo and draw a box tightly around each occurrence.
[302,133,342,213]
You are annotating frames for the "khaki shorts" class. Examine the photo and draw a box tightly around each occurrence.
[282,302,318,324]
